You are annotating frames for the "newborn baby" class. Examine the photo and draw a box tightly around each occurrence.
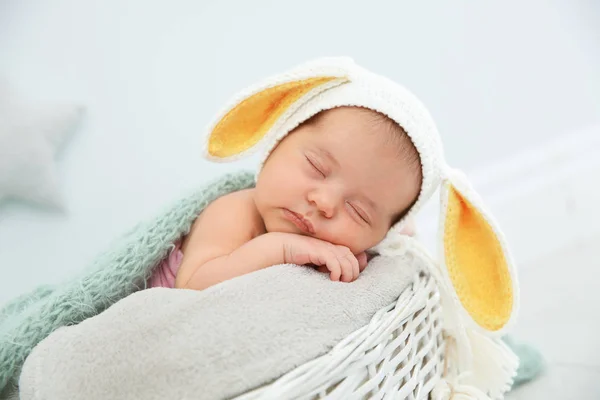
[147,106,422,290]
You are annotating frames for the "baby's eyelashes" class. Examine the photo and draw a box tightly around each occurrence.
[305,155,326,178]
[346,202,369,224]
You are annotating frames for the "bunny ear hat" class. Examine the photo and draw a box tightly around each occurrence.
[202,57,519,397]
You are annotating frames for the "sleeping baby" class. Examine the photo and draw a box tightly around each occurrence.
[148,106,421,290]
[3,58,520,399]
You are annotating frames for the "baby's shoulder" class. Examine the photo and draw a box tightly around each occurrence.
[213,188,255,209]
[204,188,264,235]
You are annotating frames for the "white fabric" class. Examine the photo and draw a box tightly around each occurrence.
[19,256,420,400]
[0,79,82,208]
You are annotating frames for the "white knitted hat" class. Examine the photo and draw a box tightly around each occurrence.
[201,57,519,397]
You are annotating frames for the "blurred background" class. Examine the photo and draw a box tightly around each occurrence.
[0,1,599,398]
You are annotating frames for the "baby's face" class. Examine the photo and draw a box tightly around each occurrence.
[255,107,421,254]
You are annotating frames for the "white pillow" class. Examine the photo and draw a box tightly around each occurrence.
[0,79,83,208]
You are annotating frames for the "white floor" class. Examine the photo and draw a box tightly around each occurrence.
[506,234,600,399]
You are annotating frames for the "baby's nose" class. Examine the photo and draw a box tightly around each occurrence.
[316,195,336,218]
[315,192,340,218]
[308,188,338,218]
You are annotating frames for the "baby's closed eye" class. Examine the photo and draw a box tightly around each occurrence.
[346,201,369,224]
[305,154,326,177]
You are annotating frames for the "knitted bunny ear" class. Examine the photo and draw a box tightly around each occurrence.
[440,168,518,335]
[203,58,353,161]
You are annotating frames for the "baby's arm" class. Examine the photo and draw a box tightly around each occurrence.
[175,192,276,290]
[175,193,367,291]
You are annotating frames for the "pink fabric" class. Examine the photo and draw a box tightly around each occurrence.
[148,242,184,288]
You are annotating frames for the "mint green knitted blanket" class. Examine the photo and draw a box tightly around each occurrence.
[0,170,542,395]
[0,171,256,393]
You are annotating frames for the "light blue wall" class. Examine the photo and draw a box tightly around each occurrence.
[1,0,598,304]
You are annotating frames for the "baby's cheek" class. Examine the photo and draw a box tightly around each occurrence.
[331,230,368,255]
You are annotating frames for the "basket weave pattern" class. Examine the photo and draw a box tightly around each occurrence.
[236,272,445,400]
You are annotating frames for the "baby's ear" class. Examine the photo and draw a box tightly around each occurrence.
[203,58,353,161]
[439,168,518,335]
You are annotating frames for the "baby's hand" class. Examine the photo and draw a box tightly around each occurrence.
[278,233,367,282]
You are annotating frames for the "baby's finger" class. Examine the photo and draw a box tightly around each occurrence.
[338,246,360,282]
[356,252,368,272]
[333,246,355,282]
[325,252,342,281]
[347,252,360,281]
[338,254,355,282]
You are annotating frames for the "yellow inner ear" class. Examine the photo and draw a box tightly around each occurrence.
[444,186,513,331]
[208,76,340,158]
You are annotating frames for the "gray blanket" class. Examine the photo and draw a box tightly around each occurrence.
[18,255,420,400]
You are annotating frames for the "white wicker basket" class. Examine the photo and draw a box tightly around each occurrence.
[235,272,445,400]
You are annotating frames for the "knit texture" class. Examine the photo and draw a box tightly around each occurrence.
[503,336,545,387]
[0,171,255,393]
